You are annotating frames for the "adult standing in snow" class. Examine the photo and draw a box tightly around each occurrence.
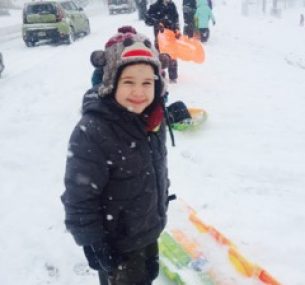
[182,0,197,38]
[135,0,147,20]
[300,13,304,27]
[195,0,216,42]
[0,52,4,77]
[145,0,180,83]
[61,26,172,285]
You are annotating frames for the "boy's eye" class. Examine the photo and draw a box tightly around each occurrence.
[123,80,134,84]
[143,81,153,86]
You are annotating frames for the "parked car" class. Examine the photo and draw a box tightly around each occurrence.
[0,52,4,78]
[108,0,136,15]
[0,8,10,16]
[22,0,90,47]
[74,0,89,8]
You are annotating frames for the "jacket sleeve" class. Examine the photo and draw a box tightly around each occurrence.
[61,119,109,246]
[174,5,180,30]
[145,4,159,26]
[211,12,216,24]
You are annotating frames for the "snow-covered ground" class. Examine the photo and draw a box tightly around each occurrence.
[1,0,305,284]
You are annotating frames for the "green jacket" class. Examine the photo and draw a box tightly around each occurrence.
[195,0,215,29]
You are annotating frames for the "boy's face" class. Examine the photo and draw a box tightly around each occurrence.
[115,64,155,114]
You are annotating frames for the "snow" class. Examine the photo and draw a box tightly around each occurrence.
[1,0,305,284]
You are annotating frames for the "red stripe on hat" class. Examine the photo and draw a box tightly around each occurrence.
[122,49,153,58]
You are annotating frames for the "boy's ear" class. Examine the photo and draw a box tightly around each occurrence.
[90,50,106,68]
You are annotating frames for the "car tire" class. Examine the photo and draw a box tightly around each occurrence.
[25,41,36,47]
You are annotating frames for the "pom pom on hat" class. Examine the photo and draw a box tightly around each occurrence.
[117,26,137,34]
[90,50,106,68]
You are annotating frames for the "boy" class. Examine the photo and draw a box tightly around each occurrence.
[62,26,171,285]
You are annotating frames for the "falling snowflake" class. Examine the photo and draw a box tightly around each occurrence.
[118,265,123,270]
[80,125,87,132]
[130,141,136,148]
[90,183,98,189]
[106,214,113,221]
[106,160,113,165]
[67,150,74,158]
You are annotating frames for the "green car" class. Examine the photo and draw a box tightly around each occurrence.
[22,0,90,47]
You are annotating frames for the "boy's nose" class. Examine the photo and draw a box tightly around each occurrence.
[132,85,145,96]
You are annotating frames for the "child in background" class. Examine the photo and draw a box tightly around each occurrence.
[195,0,216,42]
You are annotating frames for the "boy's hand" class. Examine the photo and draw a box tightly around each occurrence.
[83,242,114,272]
[145,17,155,26]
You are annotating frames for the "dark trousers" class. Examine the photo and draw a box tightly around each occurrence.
[98,269,109,285]
[99,242,159,285]
[168,58,178,81]
[199,28,210,42]
[183,23,194,38]
[183,13,195,38]
[154,30,178,81]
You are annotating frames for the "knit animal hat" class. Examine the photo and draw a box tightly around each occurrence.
[90,26,166,98]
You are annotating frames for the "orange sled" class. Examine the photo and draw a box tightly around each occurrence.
[157,29,205,64]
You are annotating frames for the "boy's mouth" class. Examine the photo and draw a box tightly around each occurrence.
[128,98,147,104]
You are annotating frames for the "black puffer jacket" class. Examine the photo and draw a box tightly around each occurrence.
[61,89,169,253]
[145,0,179,36]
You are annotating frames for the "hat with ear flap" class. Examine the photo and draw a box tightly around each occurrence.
[90,26,166,98]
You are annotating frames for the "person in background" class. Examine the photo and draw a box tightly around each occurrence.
[195,0,216,43]
[300,13,304,27]
[0,52,4,78]
[61,26,173,285]
[182,0,197,38]
[135,0,147,20]
[145,0,180,83]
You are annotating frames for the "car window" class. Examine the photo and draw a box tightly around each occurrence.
[26,4,56,15]
[109,0,128,5]
[60,1,79,11]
